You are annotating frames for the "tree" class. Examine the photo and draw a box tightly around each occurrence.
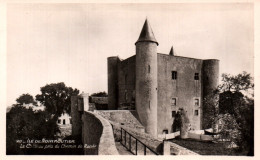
[36,82,79,119]
[219,72,254,155]
[172,108,190,138]
[218,71,254,92]
[203,90,219,130]
[179,108,190,139]
[16,93,37,106]
[204,71,254,155]
[172,111,181,132]
[6,104,59,154]
[90,91,108,97]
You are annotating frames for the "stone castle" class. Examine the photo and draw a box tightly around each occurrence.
[107,19,219,137]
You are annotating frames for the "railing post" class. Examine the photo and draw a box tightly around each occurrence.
[120,128,122,143]
[118,127,159,155]
[129,135,131,151]
[124,130,126,146]
[136,139,138,155]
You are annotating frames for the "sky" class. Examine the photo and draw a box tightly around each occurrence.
[6,3,254,106]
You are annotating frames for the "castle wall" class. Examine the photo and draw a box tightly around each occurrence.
[107,57,119,109]
[82,112,103,154]
[136,42,158,137]
[157,54,203,134]
[108,54,219,135]
[71,96,119,155]
[82,111,119,155]
[117,55,136,107]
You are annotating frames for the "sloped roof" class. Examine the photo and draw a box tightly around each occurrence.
[135,19,158,46]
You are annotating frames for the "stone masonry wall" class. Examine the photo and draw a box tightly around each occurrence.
[81,111,119,155]
[157,54,203,134]
[71,95,118,155]
[117,55,136,107]
[81,112,102,155]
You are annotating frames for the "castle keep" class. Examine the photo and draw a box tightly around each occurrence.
[107,19,219,137]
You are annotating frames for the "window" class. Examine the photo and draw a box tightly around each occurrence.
[194,73,199,80]
[58,119,61,124]
[163,129,168,134]
[70,118,72,124]
[195,110,199,116]
[195,98,199,106]
[171,98,177,106]
[148,65,151,73]
[172,111,176,117]
[172,71,177,80]
[63,119,66,125]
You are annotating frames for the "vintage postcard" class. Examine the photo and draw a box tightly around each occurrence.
[1,1,258,160]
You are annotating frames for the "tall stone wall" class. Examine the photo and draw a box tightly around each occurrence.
[157,54,203,134]
[81,112,103,154]
[117,55,136,107]
[71,96,82,137]
[107,56,119,109]
[136,42,158,137]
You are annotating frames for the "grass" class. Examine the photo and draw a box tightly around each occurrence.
[171,138,247,155]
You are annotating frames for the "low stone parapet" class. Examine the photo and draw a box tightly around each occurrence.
[81,111,119,155]
[95,112,119,155]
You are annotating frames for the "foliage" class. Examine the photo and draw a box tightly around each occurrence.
[36,82,79,117]
[172,108,190,133]
[6,104,59,154]
[218,72,254,155]
[219,71,254,92]
[172,110,181,132]
[7,82,81,155]
[203,71,254,155]
[90,91,108,97]
[172,108,190,138]
[16,93,37,106]
[216,113,241,143]
[219,91,243,114]
[203,90,219,129]
[179,108,190,138]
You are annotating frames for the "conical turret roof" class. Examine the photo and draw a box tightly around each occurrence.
[169,46,174,56]
[135,19,159,46]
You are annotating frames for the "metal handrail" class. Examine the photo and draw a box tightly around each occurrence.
[111,124,159,155]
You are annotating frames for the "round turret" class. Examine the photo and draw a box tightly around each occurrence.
[135,19,158,137]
